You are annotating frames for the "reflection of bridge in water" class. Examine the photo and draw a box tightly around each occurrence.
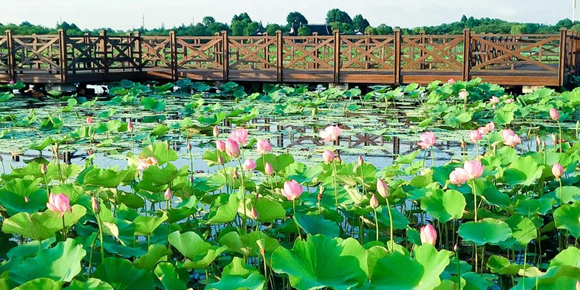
[1,29,578,86]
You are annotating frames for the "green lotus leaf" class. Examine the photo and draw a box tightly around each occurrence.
[94,257,155,290]
[295,213,340,238]
[168,231,226,269]
[207,194,239,224]
[154,262,187,290]
[2,205,86,241]
[0,177,47,216]
[218,231,280,258]
[83,167,129,188]
[207,257,265,290]
[9,239,86,286]
[420,189,466,223]
[133,244,171,271]
[514,265,580,290]
[254,198,286,222]
[502,156,544,186]
[501,215,537,249]
[271,235,367,290]
[255,153,295,173]
[486,255,524,275]
[549,247,580,268]
[554,201,580,239]
[139,142,178,165]
[133,212,168,236]
[12,278,60,290]
[376,206,410,229]
[66,278,114,290]
[458,218,512,246]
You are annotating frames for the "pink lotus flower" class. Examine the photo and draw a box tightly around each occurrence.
[265,162,274,175]
[552,163,564,179]
[242,159,256,171]
[213,125,219,138]
[376,178,389,198]
[505,99,514,104]
[448,78,456,84]
[9,80,14,85]
[464,160,484,179]
[420,224,437,246]
[164,187,172,200]
[137,157,158,171]
[86,117,93,124]
[281,180,303,201]
[418,131,436,149]
[485,122,495,132]
[489,96,500,104]
[576,281,580,290]
[320,125,341,142]
[501,129,521,147]
[225,139,240,158]
[449,168,470,185]
[127,121,134,132]
[256,139,272,155]
[469,130,482,143]
[549,108,559,121]
[230,128,249,145]
[47,193,72,217]
[370,194,379,209]
[322,150,334,163]
[216,140,226,152]
[458,90,469,100]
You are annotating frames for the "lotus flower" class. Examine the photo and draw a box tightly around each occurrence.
[470,130,482,143]
[250,206,258,220]
[448,78,456,84]
[376,178,389,198]
[91,196,100,214]
[449,167,470,185]
[322,150,334,163]
[320,125,341,142]
[164,187,172,200]
[576,281,580,290]
[242,159,256,171]
[265,162,274,175]
[187,143,192,151]
[552,163,564,179]
[281,180,303,201]
[137,157,158,171]
[216,140,226,152]
[458,90,468,100]
[501,129,521,147]
[256,139,272,155]
[213,125,219,137]
[370,194,379,209]
[127,121,134,132]
[357,155,364,167]
[41,163,47,175]
[225,139,240,158]
[489,96,500,104]
[505,98,514,104]
[418,131,436,149]
[230,128,249,145]
[86,117,93,124]
[217,156,224,165]
[420,224,437,246]
[47,193,72,217]
[464,160,484,179]
[549,108,559,121]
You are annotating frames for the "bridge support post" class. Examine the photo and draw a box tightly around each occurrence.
[222,30,229,82]
[99,30,109,76]
[169,31,178,81]
[5,30,15,82]
[559,28,568,86]
[333,29,341,83]
[394,29,401,85]
[134,31,143,73]
[462,28,471,82]
[276,30,283,82]
[419,30,426,70]
[58,29,68,83]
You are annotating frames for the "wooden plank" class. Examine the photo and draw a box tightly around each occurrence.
[276,31,283,82]
[222,30,229,81]
[333,29,340,83]
[462,28,471,81]
[5,30,15,81]
[58,29,67,83]
[558,28,568,86]
[394,29,401,84]
[169,31,177,81]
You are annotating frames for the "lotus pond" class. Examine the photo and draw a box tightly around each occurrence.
[0,79,579,290]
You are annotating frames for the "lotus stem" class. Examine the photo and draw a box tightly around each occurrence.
[456,247,461,290]
[332,161,338,209]
[471,180,478,222]
[292,199,302,240]
[237,159,247,234]
[558,178,563,204]
[95,210,105,263]
[61,216,67,241]
[431,147,435,167]
[557,121,562,153]
[88,232,98,276]
[386,198,394,251]
[373,208,379,242]
[0,159,5,174]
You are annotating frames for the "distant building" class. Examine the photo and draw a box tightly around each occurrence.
[289,24,332,36]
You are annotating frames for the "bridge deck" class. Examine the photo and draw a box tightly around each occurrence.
[0,29,578,86]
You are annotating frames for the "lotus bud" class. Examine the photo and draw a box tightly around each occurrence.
[232,170,239,180]
[87,149,93,156]
[217,156,224,165]
[187,143,192,151]
[24,196,30,203]
[164,187,172,200]
[549,108,560,121]
[189,175,194,183]
[242,159,256,171]
[552,163,564,179]
[91,196,100,214]
[250,206,258,220]
[86,116,93,124]
[420,224,437,246]
[213,125,219,138]
[376,178,389,198]
[256,240,265,258]
[576,281,580,290]
[41,163,47,175]
[318,187,324,201]
[454,244,459,252]
[370,194,379,209]
[357,155,364,167]
[225,139,240,158]
[165,140,170,151]
[216,140,226,152]
[322,150,334,163]
[264,162,274,176]
[460,140,466,150]
[334,156,342,163]
[127,120,134,132]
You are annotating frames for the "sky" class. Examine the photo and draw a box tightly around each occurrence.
[1,0,575,30]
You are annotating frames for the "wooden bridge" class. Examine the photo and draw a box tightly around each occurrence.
[0,28,578,86]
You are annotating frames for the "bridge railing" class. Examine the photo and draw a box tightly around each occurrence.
[1,28,578,85]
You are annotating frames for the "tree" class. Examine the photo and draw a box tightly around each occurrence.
[266,24,282,35]
[297,26,311,36]
[202,16,215,27]
[353,14,370,33]
[287,12,308,26]
[326,9,352,24]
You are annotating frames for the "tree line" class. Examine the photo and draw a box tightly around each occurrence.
[2,9,579,37]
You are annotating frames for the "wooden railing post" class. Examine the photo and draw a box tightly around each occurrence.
[462,28,471,82]
[134,31,143,72]
[333,29,341,83]
[5,30,15,81]
[263,32,269,69]
[365,32,371,69]
[559,28,568,86]
[394,29,401,85]
[169,31,177,81]
[99,30,109,75]
[276,30,283,82]
[222,30,229,81]
[58,29,67,83]
[419,30,426,70]
[312,32,319,69]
